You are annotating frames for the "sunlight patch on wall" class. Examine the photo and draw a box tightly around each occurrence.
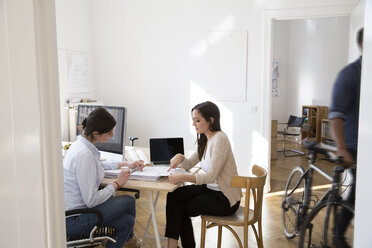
[189,81,234,145]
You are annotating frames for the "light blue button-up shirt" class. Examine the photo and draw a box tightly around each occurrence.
[63,136,118,211]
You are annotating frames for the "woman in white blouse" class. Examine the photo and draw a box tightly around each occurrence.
[64,107,143,248]
[165,101,242,248]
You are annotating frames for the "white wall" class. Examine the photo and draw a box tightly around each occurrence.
[90,0,266,175]
[55,0,96,141]
[88,0,359,177]
[0,0,65,247]
[288,18,350,117]
[272,21,290,123]
[272,18,350,122]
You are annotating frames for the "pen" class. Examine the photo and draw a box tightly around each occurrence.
[130,167,139,173]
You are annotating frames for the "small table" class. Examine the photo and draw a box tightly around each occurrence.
[101,177,180,248]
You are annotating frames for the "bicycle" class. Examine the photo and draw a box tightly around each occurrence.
[281,141,355,248]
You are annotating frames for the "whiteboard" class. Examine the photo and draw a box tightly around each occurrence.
[205,30,248,102]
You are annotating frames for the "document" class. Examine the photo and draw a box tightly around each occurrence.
[104,167,191,181]
[104,169,123,178]
[129,166,168,181]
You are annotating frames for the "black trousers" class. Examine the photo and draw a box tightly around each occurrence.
[165,184,240,248]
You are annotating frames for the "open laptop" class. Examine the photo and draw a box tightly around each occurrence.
[149,137,184,166]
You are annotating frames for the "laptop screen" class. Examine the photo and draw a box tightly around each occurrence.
[150,138,184,164]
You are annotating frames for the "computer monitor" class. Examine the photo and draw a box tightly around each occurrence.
[76,105,127,155]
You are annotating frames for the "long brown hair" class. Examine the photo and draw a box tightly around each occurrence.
[192,101,221,160]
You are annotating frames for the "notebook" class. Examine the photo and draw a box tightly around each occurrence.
[149,137,184,166]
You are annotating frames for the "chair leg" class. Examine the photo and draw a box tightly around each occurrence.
[217,225,222,248]
[252,223,264,248]
[244,225,248,248]
[200,218,206,248]
[258,219,264,248]
[278,133,304,157]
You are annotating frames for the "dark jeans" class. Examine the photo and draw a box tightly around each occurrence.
[66,195,136,248]
[335,149,356,246]
[165,184,240,248]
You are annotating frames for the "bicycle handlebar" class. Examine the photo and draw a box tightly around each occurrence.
[303,141,353,167]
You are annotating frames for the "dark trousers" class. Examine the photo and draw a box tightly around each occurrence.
[165,184,240,248]
[335,149,356,243]
[66,195,135,248]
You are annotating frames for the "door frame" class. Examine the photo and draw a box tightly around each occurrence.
[263,4,357,192]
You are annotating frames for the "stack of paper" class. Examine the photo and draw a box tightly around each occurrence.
[104,169,122,178]
[130,166,170,181]
[104,167,192,181]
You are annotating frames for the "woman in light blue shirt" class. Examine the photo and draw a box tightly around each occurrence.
[64,107,143,248]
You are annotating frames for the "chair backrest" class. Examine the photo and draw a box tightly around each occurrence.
[287,115,305,128]
[231,165,267,224]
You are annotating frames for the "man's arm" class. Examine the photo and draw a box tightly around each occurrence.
[331,118,354,165]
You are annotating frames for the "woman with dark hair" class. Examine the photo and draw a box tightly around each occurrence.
[165,101,242,248]
[64,107,142,248]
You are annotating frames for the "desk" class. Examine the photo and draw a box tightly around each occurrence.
[102,174,180,248]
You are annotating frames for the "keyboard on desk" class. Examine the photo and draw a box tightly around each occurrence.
[152,161,170,167]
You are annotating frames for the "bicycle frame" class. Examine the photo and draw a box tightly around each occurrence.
[294,151,344,231]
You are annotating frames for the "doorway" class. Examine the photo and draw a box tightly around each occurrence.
[263,3,364,192]
[270,17,350,192]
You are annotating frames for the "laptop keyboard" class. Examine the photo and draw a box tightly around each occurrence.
[153,161,170,166]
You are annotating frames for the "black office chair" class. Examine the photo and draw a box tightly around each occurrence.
[66,208,117,248]
[277,115,305,157]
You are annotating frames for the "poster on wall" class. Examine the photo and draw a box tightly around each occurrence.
[58,49,94,94]
[68,54,89,88]
[272,59,280,97]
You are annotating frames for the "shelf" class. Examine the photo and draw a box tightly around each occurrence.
[321,119,334,144]
[302,105,328,143]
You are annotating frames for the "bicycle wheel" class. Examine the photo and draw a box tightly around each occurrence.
[282,166,306,239]
[299,201,354,248]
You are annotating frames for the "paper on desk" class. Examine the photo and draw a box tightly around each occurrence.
[104,169,122,178]
[130,166,169,181]
[105,167,192,181]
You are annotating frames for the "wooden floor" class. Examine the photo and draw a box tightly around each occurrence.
[122,191,301,248]
[270,139,335,192]
[117,139,350,248]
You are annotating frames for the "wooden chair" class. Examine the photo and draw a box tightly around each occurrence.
[200,165,267,248]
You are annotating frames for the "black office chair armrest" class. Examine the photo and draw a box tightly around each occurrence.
[98,185,140,199]
[118,188,140,199]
